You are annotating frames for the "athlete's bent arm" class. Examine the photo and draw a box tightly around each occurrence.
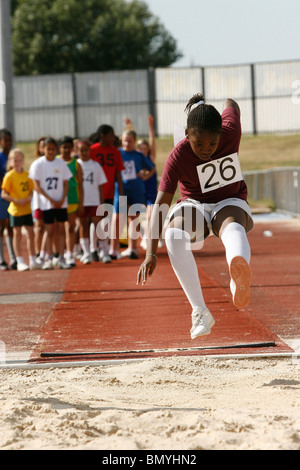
[137,190,173,285]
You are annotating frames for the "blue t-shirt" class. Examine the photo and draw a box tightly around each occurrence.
[120,149,154,194]
[0,151,8,203]
[0,151,8,181]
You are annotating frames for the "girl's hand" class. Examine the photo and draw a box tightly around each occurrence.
[136,255,157,286]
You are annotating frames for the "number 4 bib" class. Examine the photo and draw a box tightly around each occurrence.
[197,153,243,193]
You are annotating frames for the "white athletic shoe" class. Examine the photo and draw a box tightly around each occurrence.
[17,262,29,272]
[42,259,54,270]
[190,307,215,339]
[52,256,59,267]
[35,256,44,267]
[58,258,72,270]
[229,256,251,309]
[101,252,112,264]
[120,248,138,259]
[29,260,42,270]
[108,250,121,260]
[66,255,76,267]
[80,253,92,264]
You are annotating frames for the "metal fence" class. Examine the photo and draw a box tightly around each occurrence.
[12,59,300,142]
[244,167,300,215]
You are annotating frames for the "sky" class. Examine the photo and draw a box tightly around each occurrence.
[143,0,300,67]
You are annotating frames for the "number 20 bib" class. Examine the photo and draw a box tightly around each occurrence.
[197,153,243,193]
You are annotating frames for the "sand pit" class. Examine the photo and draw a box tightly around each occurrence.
[0,355,299,450]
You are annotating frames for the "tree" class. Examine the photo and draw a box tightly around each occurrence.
[12,0,182,75]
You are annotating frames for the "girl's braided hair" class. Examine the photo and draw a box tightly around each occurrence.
[184,93,222,135]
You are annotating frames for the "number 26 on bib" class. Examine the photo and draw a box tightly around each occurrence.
[197,153,243,193]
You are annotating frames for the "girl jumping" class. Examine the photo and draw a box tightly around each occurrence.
[137,94,253,339]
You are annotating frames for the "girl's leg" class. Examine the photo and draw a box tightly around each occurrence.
[121,215,140,258]
[24,225,40,269]
[165,207,214,338]
[213,206,251,308]
[13,226,29,271]
[6,224,17,268]
[34,218,44,255]
[12,226,22,258]
[42,223,54,265]
[24,226,35,257]
[79,217,92,263]
[65,212,77,263]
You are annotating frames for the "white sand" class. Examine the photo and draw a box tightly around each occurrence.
[0,355,300,450]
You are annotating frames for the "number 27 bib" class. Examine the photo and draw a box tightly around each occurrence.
[197,153,243,193]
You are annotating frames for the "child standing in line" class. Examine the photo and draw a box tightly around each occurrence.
[90,124,124,263]
[58,136,84,267]
[31,136,45,258]
[0,128,17,270]
[137,94,253,340]
[132,115,159,250]
[77,140,107,264]
[111,129,155,260]
[29,136,73,270]
[1,149,39,271]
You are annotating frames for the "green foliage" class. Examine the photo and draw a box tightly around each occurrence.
[12,0,182,75]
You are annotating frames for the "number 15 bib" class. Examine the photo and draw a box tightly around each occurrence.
[197,153,243,193]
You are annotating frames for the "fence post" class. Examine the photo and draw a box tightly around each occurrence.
[201,66,205,98]
[71,73,79,138]
[147,68,157,136]
[250,64,257,135]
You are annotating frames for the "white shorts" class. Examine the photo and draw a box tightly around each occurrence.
[168,197,253,243]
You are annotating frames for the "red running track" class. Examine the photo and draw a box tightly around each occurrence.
[1,217,299,364]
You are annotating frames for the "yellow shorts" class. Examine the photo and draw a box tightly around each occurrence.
[67,203,79,215]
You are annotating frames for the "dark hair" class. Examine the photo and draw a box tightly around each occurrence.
[43,136,58,147]
[96,124,114,136]
[185,93,222,135]
[59,135,74,146]
[0,128,12,139]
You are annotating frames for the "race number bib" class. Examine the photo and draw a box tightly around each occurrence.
[197,153,243,193]
[122,160,137,181]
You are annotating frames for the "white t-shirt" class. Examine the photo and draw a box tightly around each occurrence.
[78,158,107,206]
[29,156,73,211]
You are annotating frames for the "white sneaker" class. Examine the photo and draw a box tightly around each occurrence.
[101,252,112,264]
[17,262,29,272]
[52,256,59,267]
[229,256,251,309]
[190,308,215,339]
[120,248,138,259]
[80,253,92,264]
[35,256,44,267]
[66,255,76,267]
[42,259,54,270]
[108,250,121,260]
[29,260,42,270]
[58,258,72,270]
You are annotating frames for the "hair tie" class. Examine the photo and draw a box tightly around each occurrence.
[191,100,205,111]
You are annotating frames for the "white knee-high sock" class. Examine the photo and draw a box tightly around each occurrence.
[220,222,251,266]
[165,227,207,311]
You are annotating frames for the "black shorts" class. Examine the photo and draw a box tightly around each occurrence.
[9,213,34,227]
[42,208,68,224]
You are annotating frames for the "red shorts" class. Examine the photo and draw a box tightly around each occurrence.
[34,209,43,220]
[80,206,98,218]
